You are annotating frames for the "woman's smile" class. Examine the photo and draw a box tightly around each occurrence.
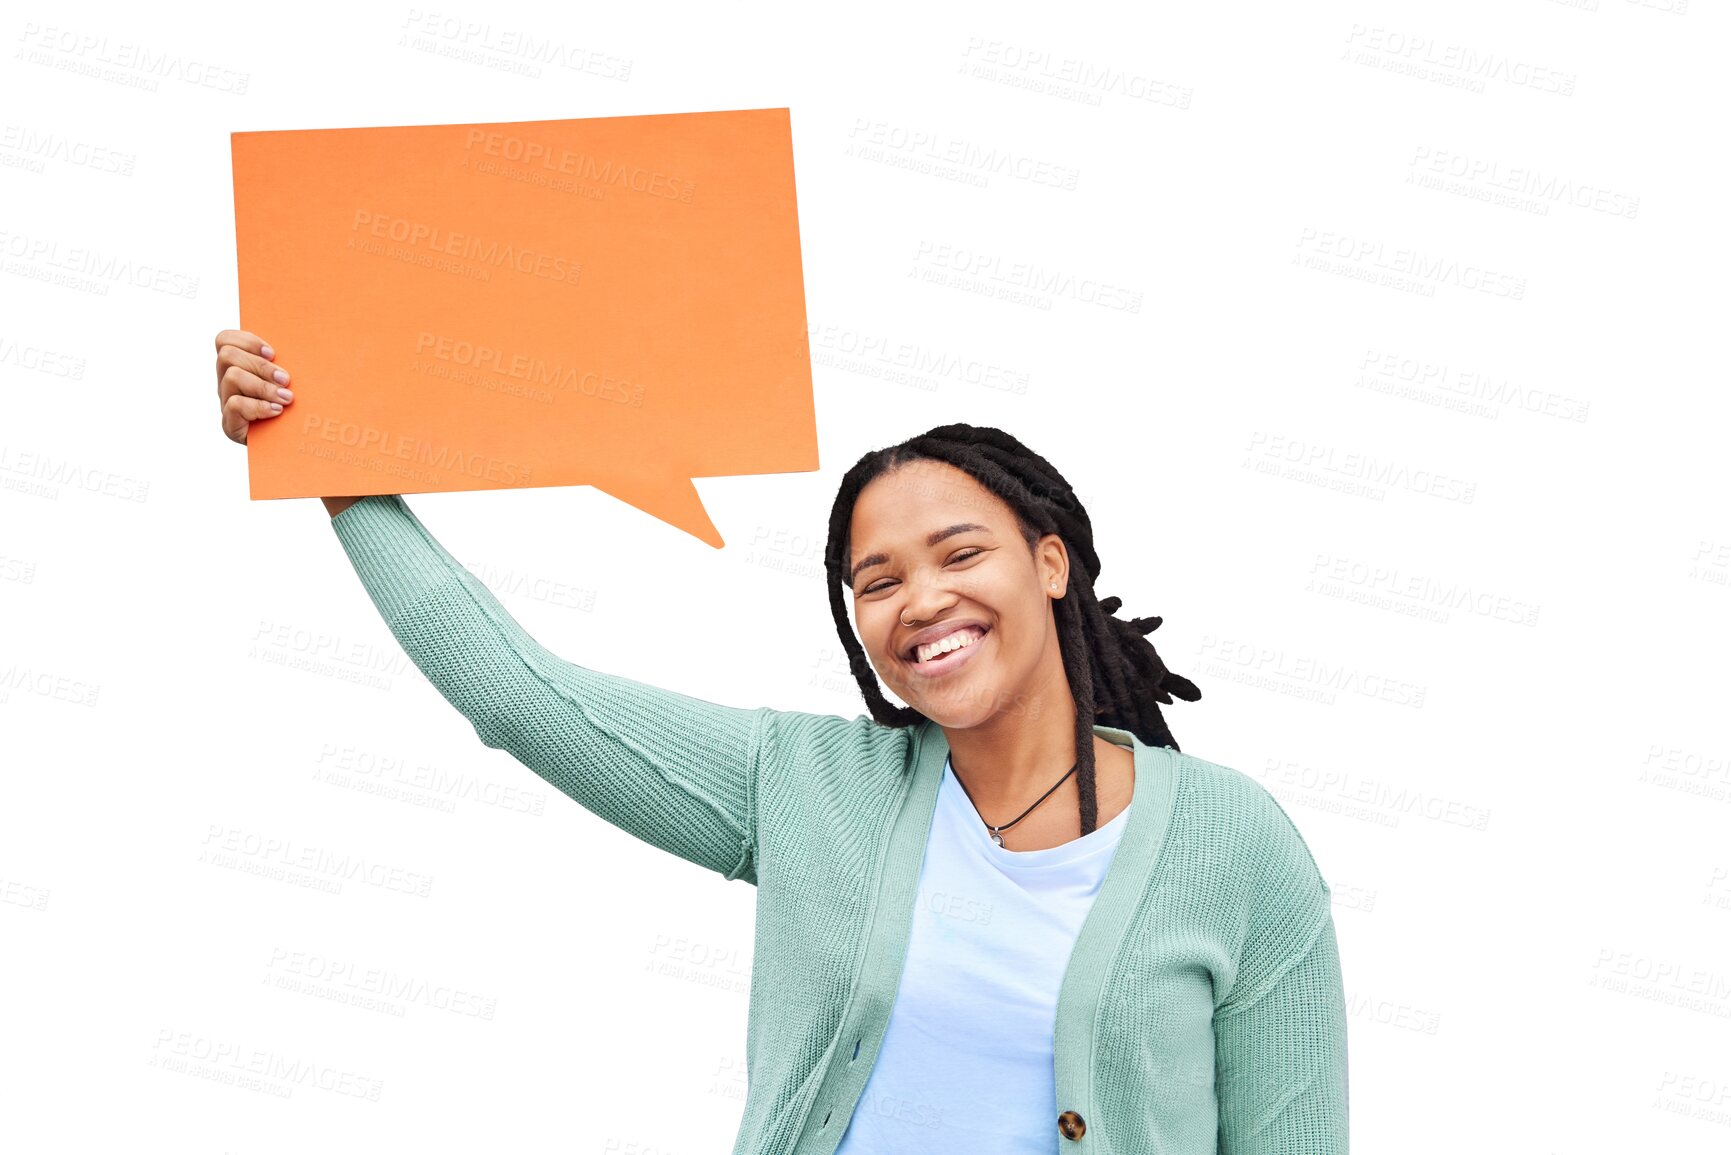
[901,624,992,679]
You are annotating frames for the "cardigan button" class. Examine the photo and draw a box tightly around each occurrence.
[1057,1110,1086,1140]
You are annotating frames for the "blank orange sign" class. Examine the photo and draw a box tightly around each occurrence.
[231,107,817,548]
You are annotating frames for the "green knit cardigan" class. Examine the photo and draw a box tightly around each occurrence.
[330,493,1349,1154]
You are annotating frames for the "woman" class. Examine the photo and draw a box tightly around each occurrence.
[214,329,1350,1153]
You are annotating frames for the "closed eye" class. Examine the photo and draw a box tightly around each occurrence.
[860,548,984,596]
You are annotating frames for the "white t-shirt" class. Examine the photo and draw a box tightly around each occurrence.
[833,751,1132,1153]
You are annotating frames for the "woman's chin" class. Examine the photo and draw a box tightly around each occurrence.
[908,681,1005,730]
[879,648,1012,728]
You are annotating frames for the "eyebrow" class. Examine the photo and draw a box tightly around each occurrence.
[850,523,991,586]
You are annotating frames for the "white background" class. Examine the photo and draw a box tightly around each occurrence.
[3,0,1728,1151]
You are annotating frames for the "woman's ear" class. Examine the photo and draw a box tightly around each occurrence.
[1037,532,1069,594]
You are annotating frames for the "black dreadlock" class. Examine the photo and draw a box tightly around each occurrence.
[823,423,1202,837]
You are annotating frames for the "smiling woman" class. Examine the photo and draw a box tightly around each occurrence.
[803,426,1345,1153]
[829,425,1201,848]
[268,362,1348,1152]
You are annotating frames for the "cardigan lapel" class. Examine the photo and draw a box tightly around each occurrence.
[897,721,1180,1147]
[851,721,1178,1151]
[1052,724,1179,1147]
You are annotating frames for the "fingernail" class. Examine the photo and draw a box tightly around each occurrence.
[261,344,274,359]
[272,368,289,385]
[276,388,293,402]
[269,402,283,413]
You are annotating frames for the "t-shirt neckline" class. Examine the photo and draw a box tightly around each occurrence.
[942,753,1132,871]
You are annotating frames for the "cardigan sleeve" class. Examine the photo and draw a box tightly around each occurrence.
[1213,902,1349,1152]
[328,493,767,884]
[1210,777,1350,1153]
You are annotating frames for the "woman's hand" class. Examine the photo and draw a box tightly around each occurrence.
[214,328,292,446]
[214,328,360,518]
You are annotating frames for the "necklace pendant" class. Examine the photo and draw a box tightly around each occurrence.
[990,830,1004,847]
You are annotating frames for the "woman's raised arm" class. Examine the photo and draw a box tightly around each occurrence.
[329,493,768,884]
[215,329,770,882]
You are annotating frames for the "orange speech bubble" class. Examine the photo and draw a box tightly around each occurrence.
[231,107,817,548]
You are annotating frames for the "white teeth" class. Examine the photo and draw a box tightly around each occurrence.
[916,628,982,664]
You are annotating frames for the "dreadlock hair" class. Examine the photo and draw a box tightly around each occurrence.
[823,423,1202,837]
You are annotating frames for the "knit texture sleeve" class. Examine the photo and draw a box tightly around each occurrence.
[328,493,766,883]
[1213,786,1349,1153]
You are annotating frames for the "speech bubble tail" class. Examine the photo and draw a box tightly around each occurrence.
[590,473,725,549]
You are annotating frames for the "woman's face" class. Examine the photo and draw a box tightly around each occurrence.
[847,459,1069,728]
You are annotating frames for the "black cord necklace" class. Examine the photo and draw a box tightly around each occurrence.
[948,758,1078,847]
